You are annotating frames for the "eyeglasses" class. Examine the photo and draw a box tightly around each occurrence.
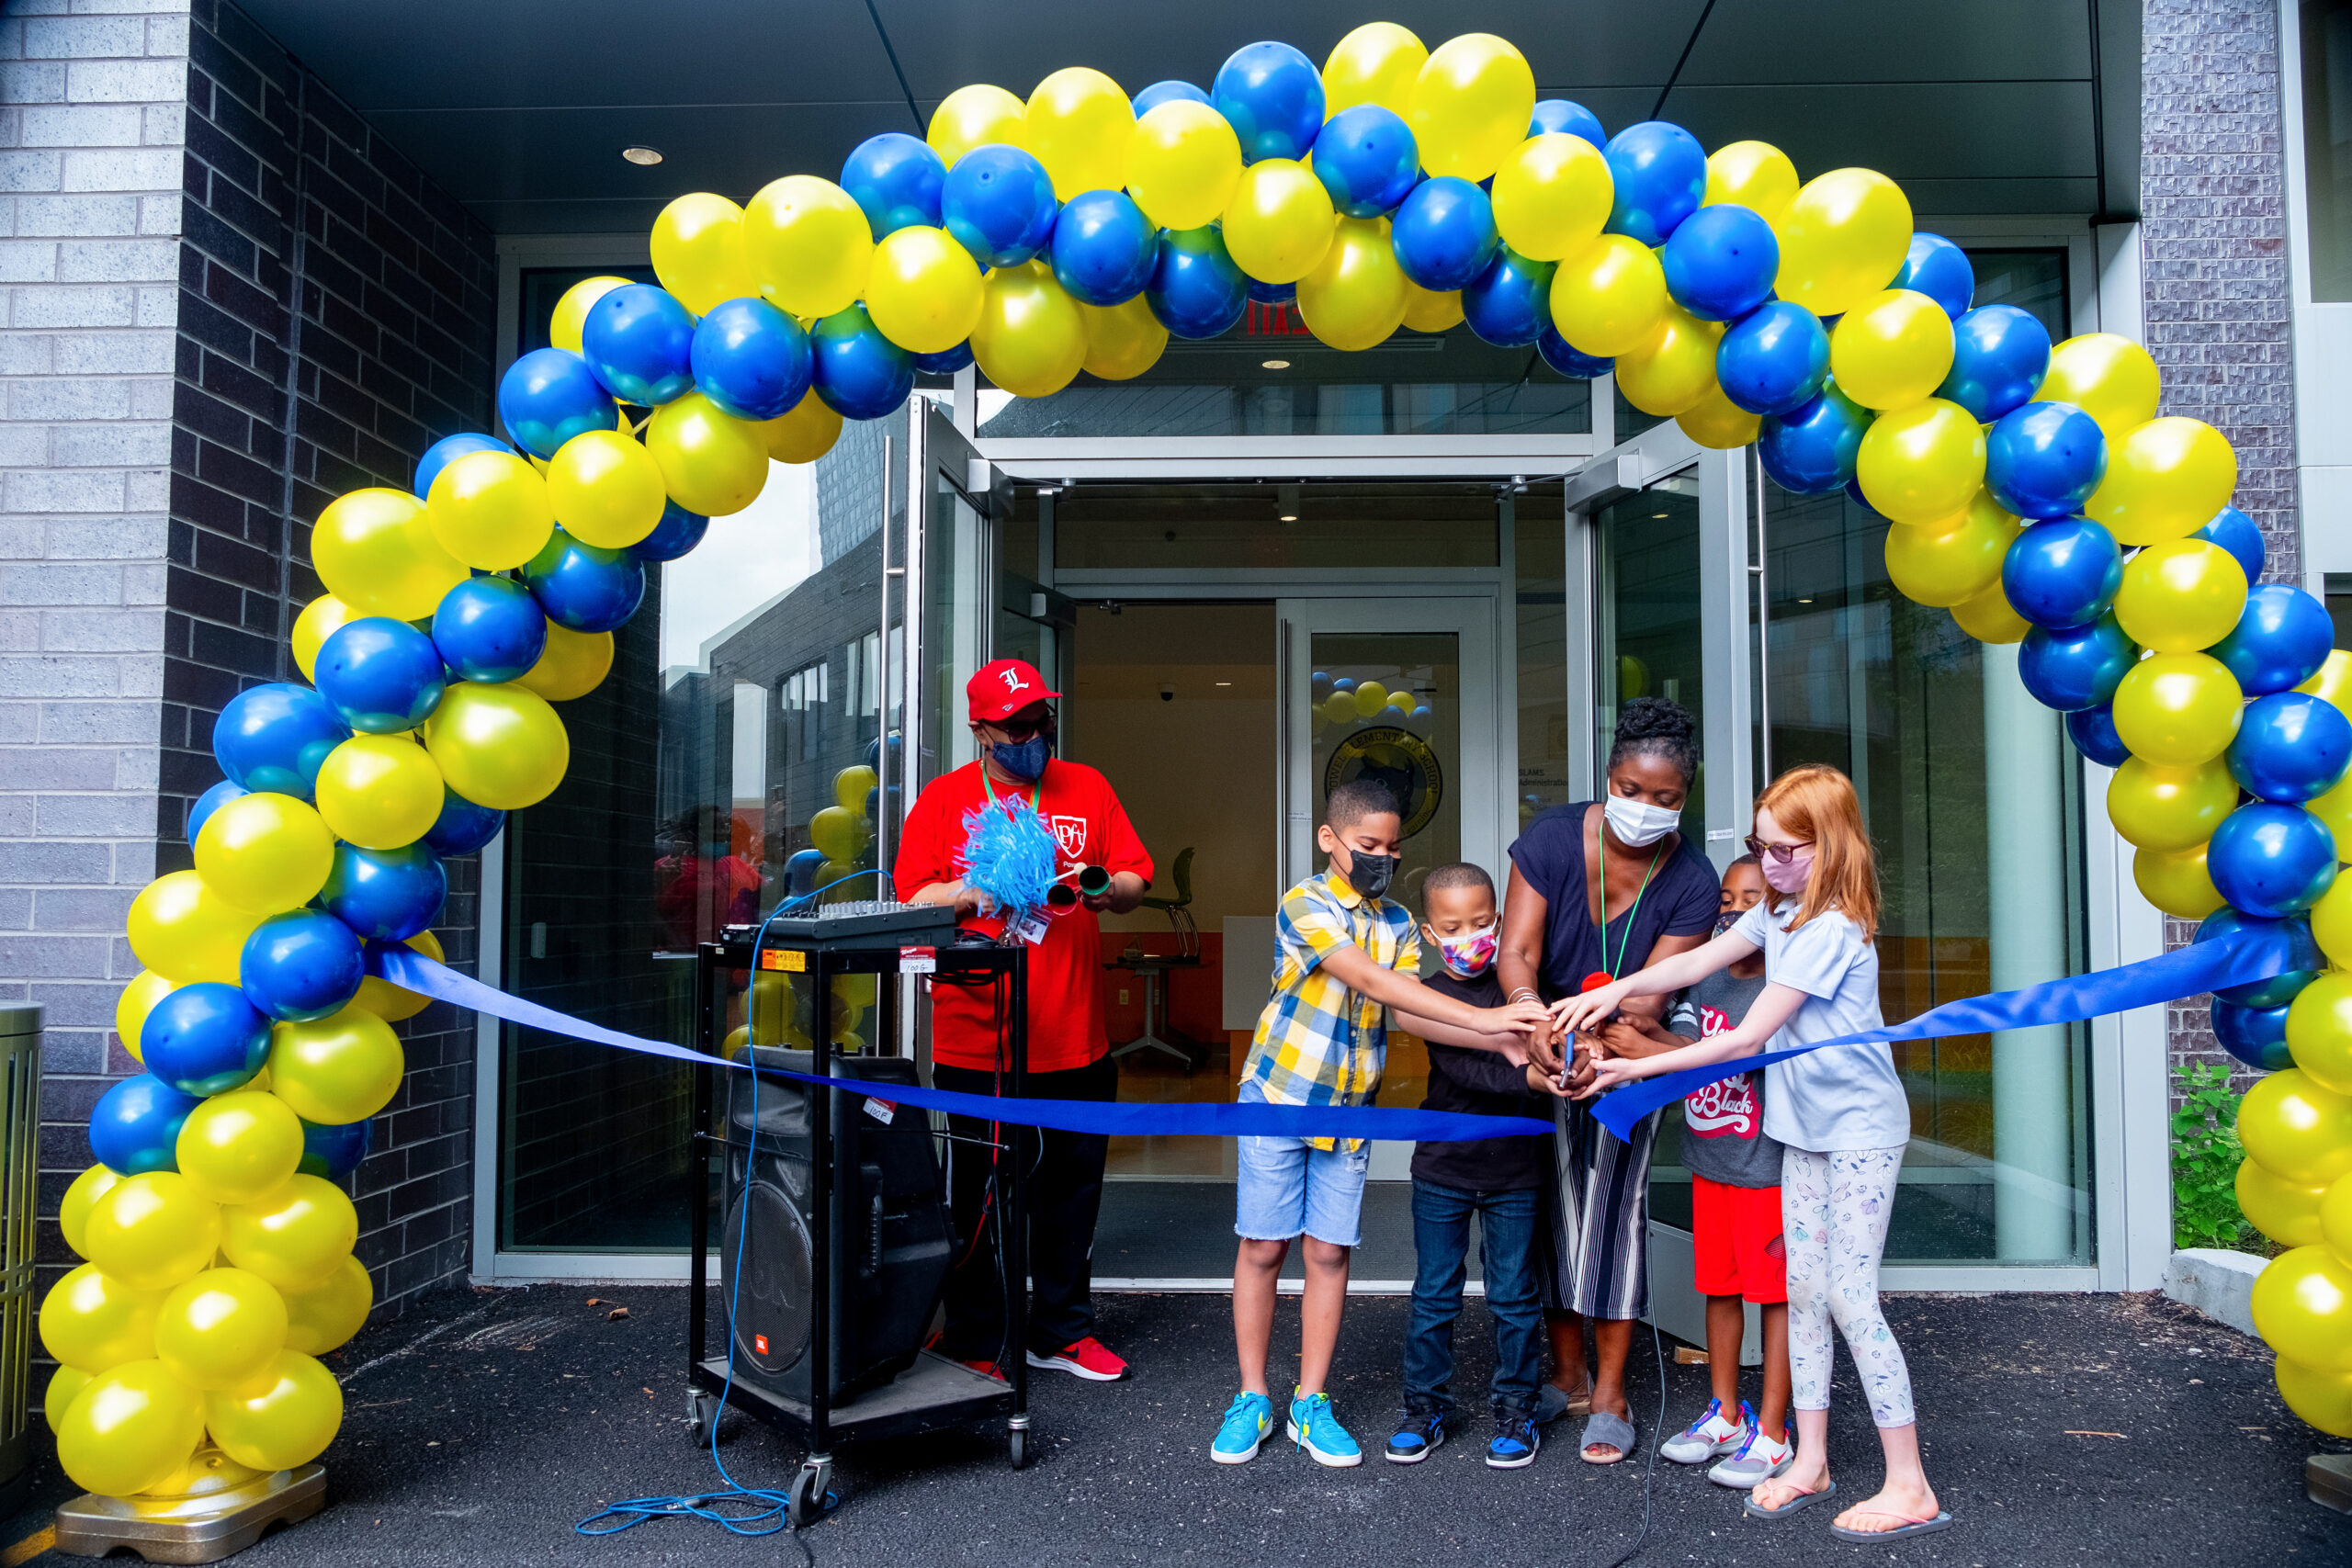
[1744,835,1813,864]
[987,710,1056,742]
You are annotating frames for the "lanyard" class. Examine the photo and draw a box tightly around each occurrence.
[1600,841,1666,980]
[979,766,1038,815]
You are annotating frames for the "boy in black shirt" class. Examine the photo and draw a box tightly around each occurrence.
[1385,863,1569,1469]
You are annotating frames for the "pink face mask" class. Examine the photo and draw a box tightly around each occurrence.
[1761,847,1815,895]
[1430,922,1498,977]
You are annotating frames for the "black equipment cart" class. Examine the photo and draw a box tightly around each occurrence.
[685,905,1033,1525]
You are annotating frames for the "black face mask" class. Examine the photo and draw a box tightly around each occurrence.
[1340,845,1397,900]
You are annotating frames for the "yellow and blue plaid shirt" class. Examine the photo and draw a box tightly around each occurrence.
[1240,868,1421,1151]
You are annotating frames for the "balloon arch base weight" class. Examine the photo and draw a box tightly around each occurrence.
[54,1461,326,1564]
[2312,1452,2352,1515]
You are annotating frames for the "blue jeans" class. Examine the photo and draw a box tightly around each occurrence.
[1404,1179,1544,1418]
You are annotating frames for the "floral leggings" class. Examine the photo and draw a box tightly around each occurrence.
[1782,1145,1915,1427]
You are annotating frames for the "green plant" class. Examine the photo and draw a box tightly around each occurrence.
[2172,1060,2261,1253]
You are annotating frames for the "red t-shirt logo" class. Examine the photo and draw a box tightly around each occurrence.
[1051,815,1087,858]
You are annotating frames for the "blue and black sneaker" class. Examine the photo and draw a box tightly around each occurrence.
[1385,1404,1448,1464]
[1487,1407,1541,1469]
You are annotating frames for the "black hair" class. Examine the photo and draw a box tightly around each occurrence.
[1608,696,1699,786]
[1420,862,1494,910]
[1325,778,1401,830]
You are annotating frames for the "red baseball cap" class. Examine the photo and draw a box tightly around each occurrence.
[967,658,1061,723]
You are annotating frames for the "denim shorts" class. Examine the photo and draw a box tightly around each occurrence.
[1233,1079,1371,1247]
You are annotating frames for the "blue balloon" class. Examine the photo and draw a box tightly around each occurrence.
[2214,583,2334,696]
[2212,998,2296,1072]
[1717,302,1829,417]
[1133,80,1210,115]
[1246,276,1296,305]
[2064,703,2132,767]
[213,682,349,801]
[2210,802,2339,918]
[422,784,504,857]
[321,840,447,942]
[1601,121,1706,246]
[580,284,696,407]
[314,616,447,733]
[808,303,914,422]
[689,298,812,422]
[498,348,618,460]
[1050,191,1161,307]
[1892,232,1975,318]
[240,909,365,1023]
[1985,401,2109,520]
[2230,692,2352,804]
[784,846,828,897]
[2018,614,2136,712]
[187,780,246,845]
[1145,225,1249,339]
[839,131,944,240]
[1538,326,1611,378]
[1390,176,1498,292]
[413,433,514,501]
[1310,105,1419,218]
[2198,908,2326,1009]
[1462,246,1555,348]
[1530,99,1606,146]
[2002,518,2122,630]
[431,576,547,685]
[88,1074,200,1175]
[629,501,709,563]
[141,981,269,1097]
[942,145,1059,269]
[914,342,975,375]
[1936,304,2052,423]
[1758,384,1874,494]
[524,529,645,634]
[1660,203,1778,322]
[2195,504,2267,582]
[1214,40,1323,164]
[298,1116,372,1181]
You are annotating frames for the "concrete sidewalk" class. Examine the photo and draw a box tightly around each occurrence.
[4,1283,2347,1566]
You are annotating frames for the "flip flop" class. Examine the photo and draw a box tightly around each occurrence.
[1743,1479,1838,1520]
[1538,1379,1592,1423]
[1578,1410,1634,1465]
[1829,1508,1956,1542]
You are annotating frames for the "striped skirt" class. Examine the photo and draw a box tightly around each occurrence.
[1541,1097,1660,1320]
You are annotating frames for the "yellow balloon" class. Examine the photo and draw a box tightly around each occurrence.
[2291,971,2352,1098]
[1703,141,1800,226]
[1223,160,1337,285]
[1024,67,1133,202]
[205,1350,342,1472]
[1614,305,1722,417]
[2241,1160,2331,1248]
[268,1007,402,1127]
[314,734,443,852]
[154,1268,287,1392]
[422,681,570,810]
[971,261,1088,399]
[1831,290,1956,411]
[1125,99,1243,231]
[1080,295,1169,380]
[834,972,879,1009]
[927,84,1028,165]
[175,1090,304,1208]
[645,391,768,517]
[1882,492,2017,608]
[2276,1353,2352,1438]
[194,793,335,916]
[353,929,440,1024]
[2240,1069,2352,1187]
[2113,537,2248,655]
[1408,33,1536,182]
[2040,333,2161,439]
[115,971,172,1066]
[2111,651,2243,765]
[548,275,630,355]
[1322,691,1356,726]
[85,1173,221,1293]
[865,226,985,355]
[56,1359,204,1497]
[45,1366,91,1434]
[2106,757,2238,852]
[311,488,467,622]
[279,1255,372,1357]
[833,764,879,814]
[2253,1245,2352,1372]
[1676,381,1762,451]
[1772,168,1913,319]
[546,429,665,549]
[1324,21,1428,118]
[2132,840,2225,919]
[760,389,842,465]
[62,1164,123,1258]
[289,594,358,683]
[1295,216,1409,351]
[2085,417,2239,547]
[40,1262,160,1372]
[425,448,551,572]
[1401,281,1464,333]
[650,194,757,316]
[128,871,264,986]
[1859,404,1991,526]
[1491,133,1612,263]
[742,175,873,321]
[2316,875,2352,974]
[2301,648,2352,711]
[1549,233,1668,357]
[1951,579,2030,644]
[1353,681,1391,718]
[222,1176,357,1292]
[513,621,613,705]
[808,806,862,863]
[2326,1170,2352,1268]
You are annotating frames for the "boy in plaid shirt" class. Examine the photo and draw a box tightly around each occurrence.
[1209,781,1551,1468]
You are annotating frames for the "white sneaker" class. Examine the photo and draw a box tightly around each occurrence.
[1708,1425,1794,1488]
[1659,1397,1751,1464]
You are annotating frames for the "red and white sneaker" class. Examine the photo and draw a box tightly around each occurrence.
[958,1357,1008,1382]
[1026,1337,1128,1382]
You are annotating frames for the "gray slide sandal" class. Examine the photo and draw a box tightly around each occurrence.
[1829,1509,1957,1541]
[1743,1479,1838,1520]
[1578,1411,1635,1465]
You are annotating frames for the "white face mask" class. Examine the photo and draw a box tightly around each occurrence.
[1604,793,1681,849]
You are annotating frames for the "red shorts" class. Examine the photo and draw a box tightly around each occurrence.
[1691,1174,1787,1304]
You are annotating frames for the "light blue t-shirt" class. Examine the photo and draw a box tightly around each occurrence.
[1732,899,1910,1153]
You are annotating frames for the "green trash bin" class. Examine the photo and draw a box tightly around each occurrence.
[0,1004,39,1510]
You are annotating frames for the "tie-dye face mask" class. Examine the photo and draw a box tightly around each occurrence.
[1430,921,1499,978]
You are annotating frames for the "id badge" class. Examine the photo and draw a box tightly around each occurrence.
[1009,908,1049,946]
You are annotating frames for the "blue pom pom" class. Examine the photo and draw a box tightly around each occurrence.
[960,795,1061,918]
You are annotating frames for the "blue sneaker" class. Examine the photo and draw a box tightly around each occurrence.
[1385,1404,1447,1464]
[1487,1408,1541,1469]
[1211,1390,1274,1464]
[1286,1389,1363,1468]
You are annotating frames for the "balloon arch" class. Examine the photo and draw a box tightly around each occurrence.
[37,20,2352,1499]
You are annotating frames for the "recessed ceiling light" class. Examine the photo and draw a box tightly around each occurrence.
[1278,513,1298,522]
[1216,681,1231,686]
[1651,512,1668,519]
[1797,596,1814,603]
[1261,358,1291,370]
[621,146,664,166]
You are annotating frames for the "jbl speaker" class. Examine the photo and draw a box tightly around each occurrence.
[720,1048,952,1404]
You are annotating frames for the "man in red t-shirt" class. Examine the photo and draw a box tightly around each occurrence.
[895,657,1154,1383]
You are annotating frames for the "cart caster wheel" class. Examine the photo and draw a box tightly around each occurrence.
[788,1461,835,1528]
[1008,1427,1029,1470]
[687,1391,719,1445]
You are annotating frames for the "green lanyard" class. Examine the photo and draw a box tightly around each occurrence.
[979,767,1038,814]
[1600,843,1666,980]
